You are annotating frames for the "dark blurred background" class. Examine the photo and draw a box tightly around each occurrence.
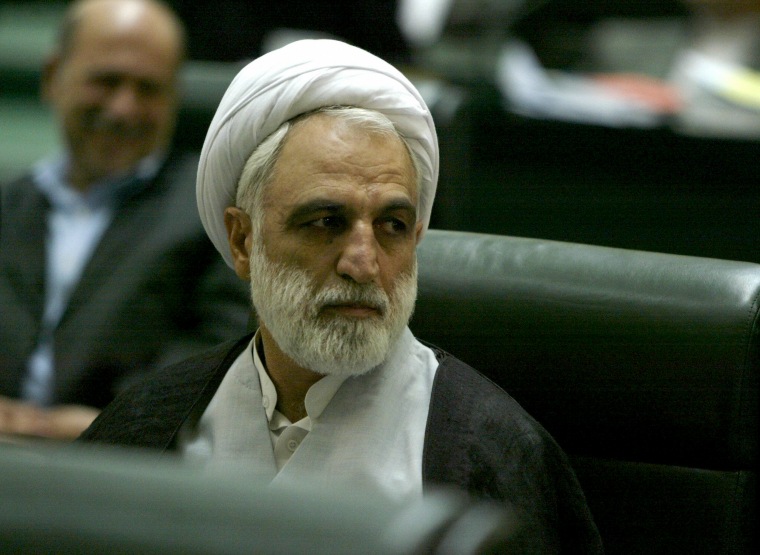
[2,0,758,262]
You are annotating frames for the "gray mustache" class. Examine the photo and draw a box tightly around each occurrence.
[315,284,390,314]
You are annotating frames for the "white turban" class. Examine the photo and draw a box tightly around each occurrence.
[196,39,439,268]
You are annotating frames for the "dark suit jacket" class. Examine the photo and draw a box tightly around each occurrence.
[80,334,604,553]
[0,152,250,408]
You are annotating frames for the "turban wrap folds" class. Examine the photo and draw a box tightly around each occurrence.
[196,39,439,268]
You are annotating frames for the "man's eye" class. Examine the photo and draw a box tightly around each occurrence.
[91,75,121,90]
[379,218,408,235]
[136,80,162,97]
[310,216,343,229]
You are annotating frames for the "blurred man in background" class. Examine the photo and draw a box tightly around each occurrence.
[0,0,249,441]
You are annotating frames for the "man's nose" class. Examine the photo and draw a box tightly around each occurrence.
[336,223,380,284]
[105,84,141,119]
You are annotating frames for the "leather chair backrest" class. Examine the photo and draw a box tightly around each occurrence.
[412,229,759,554]
[0,445,519,554]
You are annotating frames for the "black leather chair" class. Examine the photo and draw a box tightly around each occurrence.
[412,229,759,554]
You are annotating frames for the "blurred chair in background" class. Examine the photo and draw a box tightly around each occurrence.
[670,0,760,137]
[412,0,760,264]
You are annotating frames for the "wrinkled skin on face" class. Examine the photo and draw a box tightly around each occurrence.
[224,113,422,419]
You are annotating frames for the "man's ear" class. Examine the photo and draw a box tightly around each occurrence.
[415,221,424,244]
[224,207,253,281]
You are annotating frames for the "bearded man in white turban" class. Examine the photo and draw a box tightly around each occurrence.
[80,39,602,553]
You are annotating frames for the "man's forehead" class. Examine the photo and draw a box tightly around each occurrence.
[70,0,182,62]
[269,114,419,201]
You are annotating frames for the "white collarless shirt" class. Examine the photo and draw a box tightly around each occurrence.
[253,334,346,471]
[179,327,439,503]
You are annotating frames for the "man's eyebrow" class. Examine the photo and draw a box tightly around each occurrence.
[382,198,417,219]
[285,197,418,226]
[286,200,344,225]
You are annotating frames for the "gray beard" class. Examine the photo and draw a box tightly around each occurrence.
[248,241,417,377]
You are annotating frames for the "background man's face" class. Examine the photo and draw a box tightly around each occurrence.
[44,2,181,187]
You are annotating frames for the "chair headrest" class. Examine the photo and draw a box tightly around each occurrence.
[412,230,760,469]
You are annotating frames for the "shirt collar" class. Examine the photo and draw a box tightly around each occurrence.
[252,330,346,426]
[32,151,165,210]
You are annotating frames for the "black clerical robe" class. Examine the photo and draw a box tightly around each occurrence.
[80,334,603,553]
